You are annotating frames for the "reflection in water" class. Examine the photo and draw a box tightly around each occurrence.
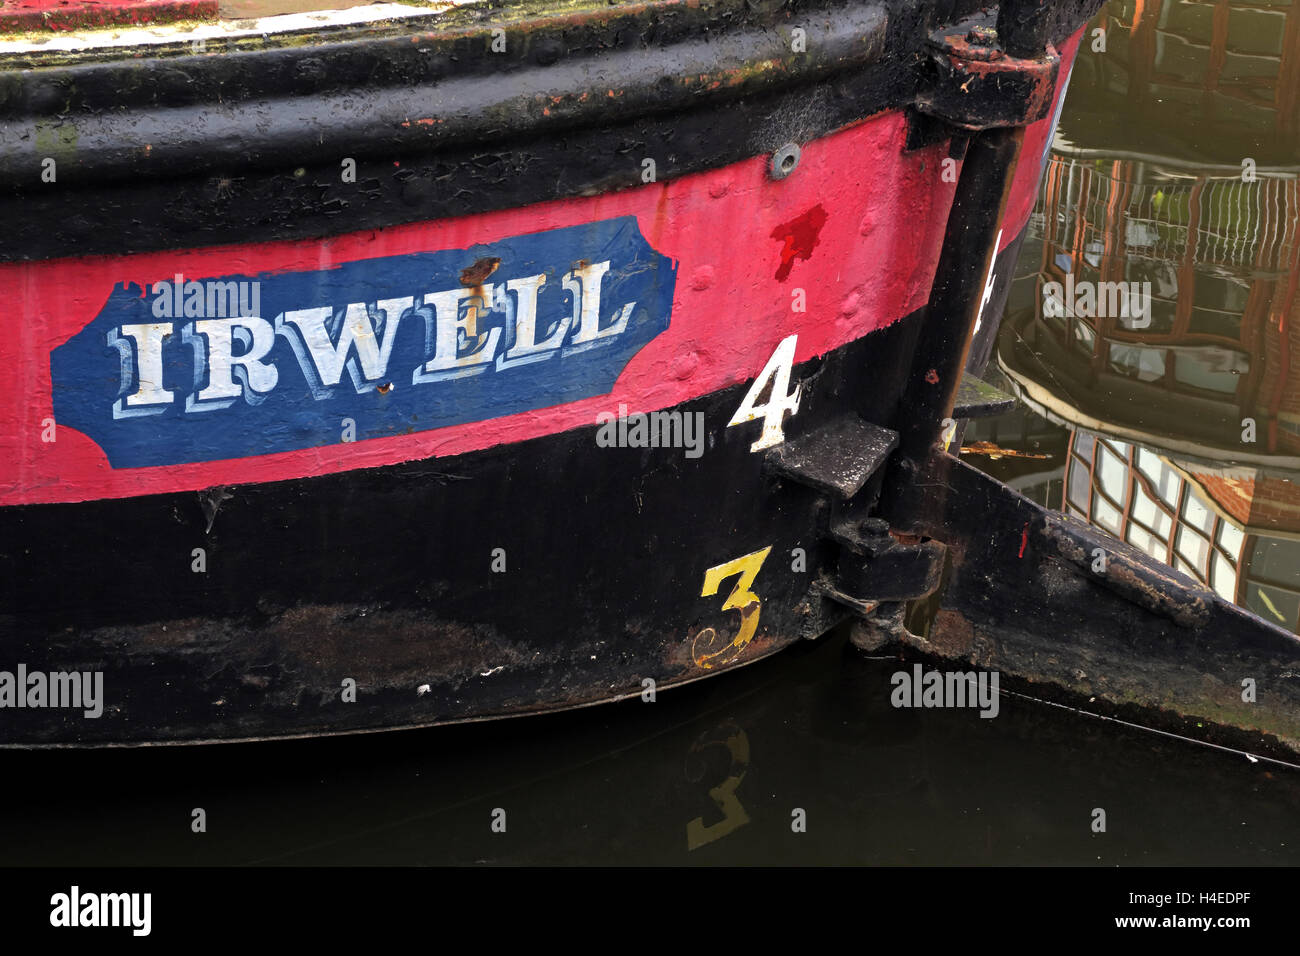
[979,0,1300,634]
[1001,147,1299,464]
[685,722,751,850]
[1089,0,1299,162]
[3,631,1300,865]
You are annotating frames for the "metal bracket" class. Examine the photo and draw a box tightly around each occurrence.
[800,516,948,634]
[829,517,947,604]
[765,414,898,500]
[913,12,1061,132]
[763,413,945,630]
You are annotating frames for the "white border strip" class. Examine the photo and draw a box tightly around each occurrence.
[0,1,478,54]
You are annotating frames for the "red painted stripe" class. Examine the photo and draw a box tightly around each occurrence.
[1,110,961,506]
[998,27,1085,253]
[0,0,216,31]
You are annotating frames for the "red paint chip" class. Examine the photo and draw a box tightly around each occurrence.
[770,204,828,282]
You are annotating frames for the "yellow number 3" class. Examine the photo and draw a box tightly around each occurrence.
[691,546,772,669]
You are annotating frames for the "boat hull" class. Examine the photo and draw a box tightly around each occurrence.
[0,0,1095,744]
[2,324,924,744]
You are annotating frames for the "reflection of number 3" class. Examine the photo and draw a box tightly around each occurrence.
[691,546,772,669]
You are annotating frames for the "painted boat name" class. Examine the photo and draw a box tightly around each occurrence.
[116,260,633,415]
[49,217,677,468]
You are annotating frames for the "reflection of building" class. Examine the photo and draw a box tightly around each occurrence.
[988,0,1300,630]
[1182,465,1300,533]
[1019,149,1300,464]
[1077,0,1300,159]
[999,0,1300,464]
[1001,144,1300,631]
[1001,144,1300,632]
[1063,428,1300,630]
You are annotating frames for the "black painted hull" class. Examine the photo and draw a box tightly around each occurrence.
[1,324,920,744]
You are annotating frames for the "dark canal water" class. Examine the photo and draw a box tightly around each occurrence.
[4,0,1300,866]
[3,626,1300,865]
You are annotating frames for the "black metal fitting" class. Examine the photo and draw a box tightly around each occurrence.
[914,12,1061,132]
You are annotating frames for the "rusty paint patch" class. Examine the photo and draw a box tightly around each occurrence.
[458,256,501,287]
[927,608,978,658]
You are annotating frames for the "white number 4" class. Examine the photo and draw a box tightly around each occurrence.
[727,334,801,452]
